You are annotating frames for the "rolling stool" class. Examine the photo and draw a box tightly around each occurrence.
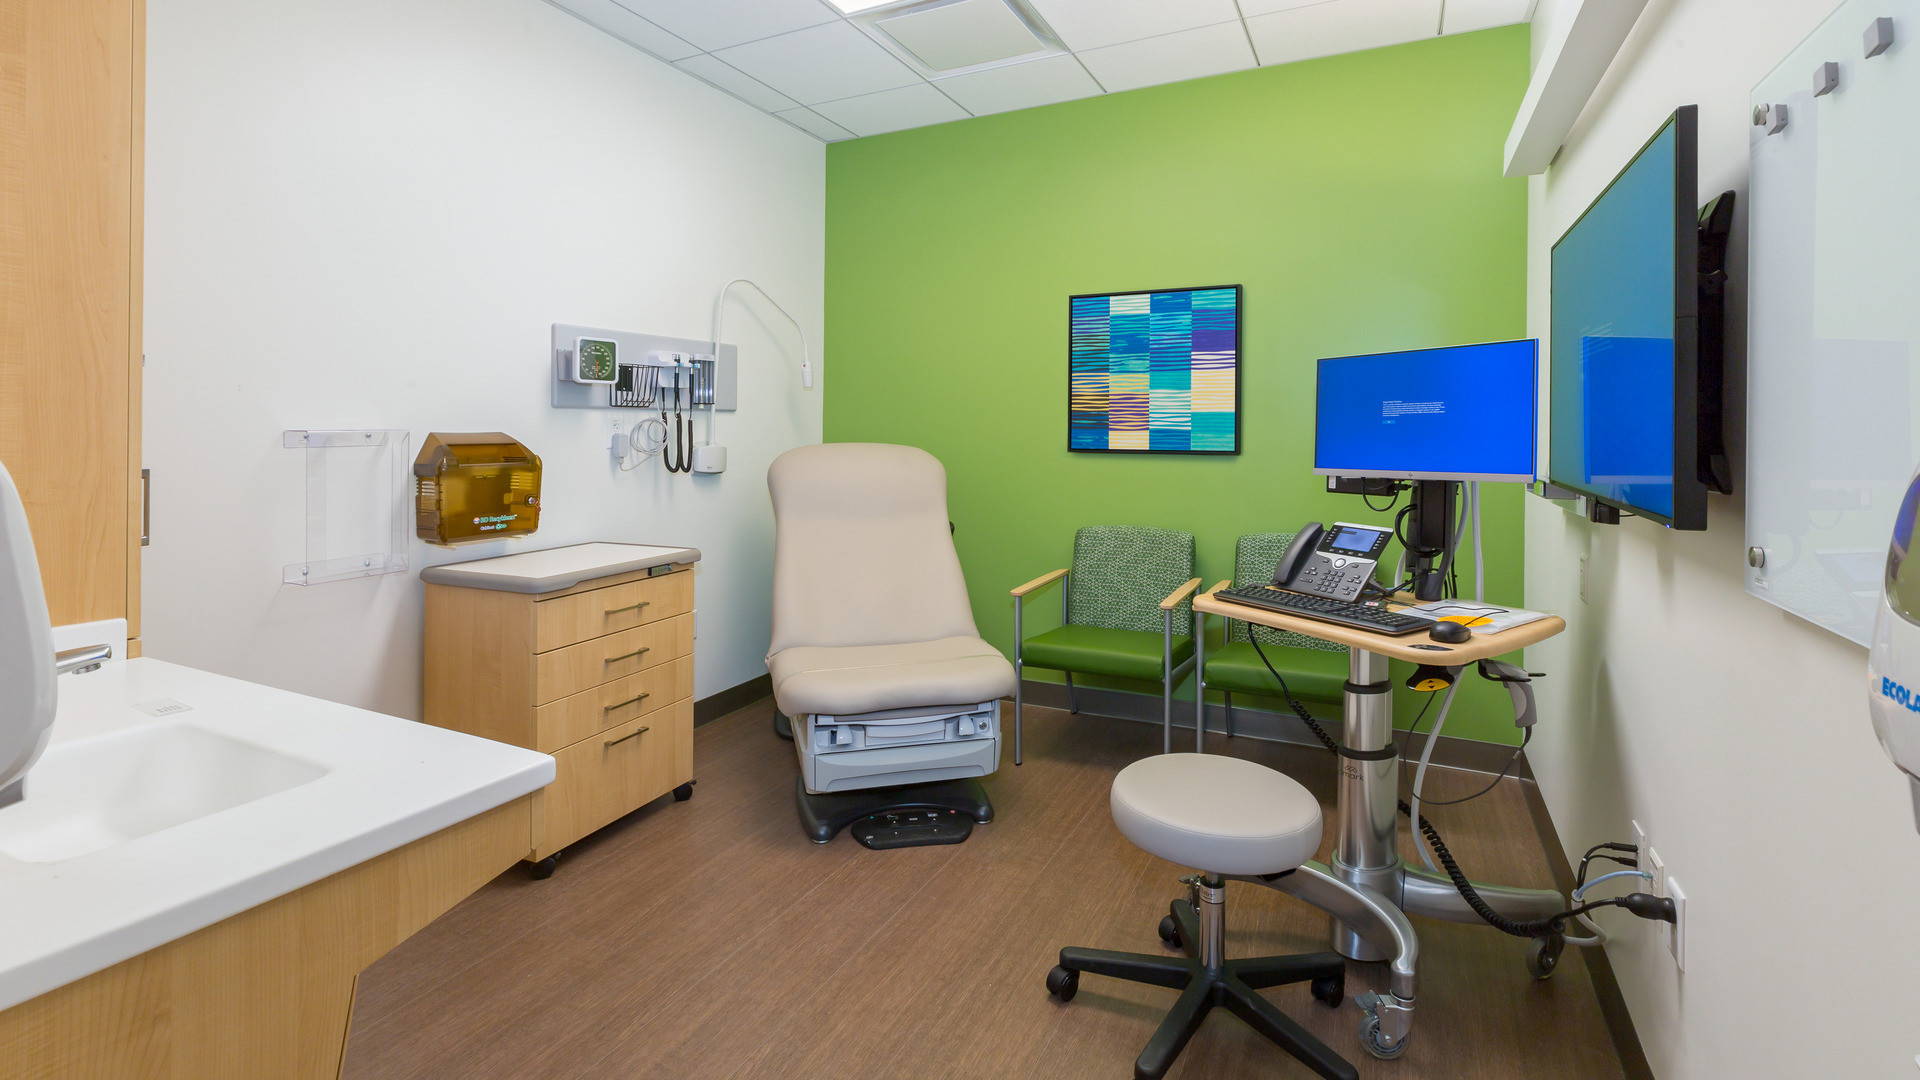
[1046,754,1357,1080]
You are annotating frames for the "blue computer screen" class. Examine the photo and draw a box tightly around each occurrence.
[1312,340,1538,481]
[1549,119,1678,518]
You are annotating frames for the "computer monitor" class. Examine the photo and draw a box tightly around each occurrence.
[1312,340,1539,483]
[1549,105,1731,530]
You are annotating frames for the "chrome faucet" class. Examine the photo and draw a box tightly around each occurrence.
[55,644,112,676]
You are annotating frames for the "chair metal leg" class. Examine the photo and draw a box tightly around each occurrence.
[1014,594,1024,765]
[1222,975,1358,1080]
[1064,672,1079,714]
[1162,608,1173,755]
[1224,690,1235,738]
[1194,608,1206,753]
[1134,978,1212,1080]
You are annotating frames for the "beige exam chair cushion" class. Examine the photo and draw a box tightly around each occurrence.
[769,636,1016,718]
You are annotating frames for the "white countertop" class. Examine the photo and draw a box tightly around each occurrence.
[419,542,700,594]
[0,658,554,1012]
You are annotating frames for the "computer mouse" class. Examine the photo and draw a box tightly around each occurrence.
[1428,620,1472,644]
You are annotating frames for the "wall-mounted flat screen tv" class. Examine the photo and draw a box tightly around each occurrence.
[1549,105,1732,530]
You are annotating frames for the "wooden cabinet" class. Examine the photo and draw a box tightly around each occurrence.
[425,555,699,868]
[0,0,146,646]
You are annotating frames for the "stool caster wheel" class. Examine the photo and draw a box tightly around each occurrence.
[1526,932,1564,980]
[1157,914,1182,949]
[1045,965,1079,1003]
[673,781,696,802]
[1310,972,1344,1008]
[527,854,558,881]
[1358,1012,1407,1060]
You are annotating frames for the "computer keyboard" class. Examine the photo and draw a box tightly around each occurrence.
[1214,584,1434,636]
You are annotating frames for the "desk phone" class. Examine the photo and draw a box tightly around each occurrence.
[1271,521,1393,602]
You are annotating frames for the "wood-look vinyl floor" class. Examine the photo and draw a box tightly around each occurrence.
[343,700,1623,1080]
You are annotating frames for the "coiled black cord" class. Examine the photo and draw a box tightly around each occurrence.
[1245,636,1660,940]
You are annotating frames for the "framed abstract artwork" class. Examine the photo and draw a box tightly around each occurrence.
[1068,285,1241,454]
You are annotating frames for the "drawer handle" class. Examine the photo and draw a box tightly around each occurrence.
[604,692,651,712]
[604,600,651,617]
[604,725,650,748]
[604,646,651,664]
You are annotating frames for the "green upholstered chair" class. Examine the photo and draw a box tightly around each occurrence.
[1198,533,1350,742]
[1010,526,1201,764]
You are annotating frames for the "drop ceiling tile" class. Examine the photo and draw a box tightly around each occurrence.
[873,0,1049,72]
[613,0,839,52]
[546,0,698,60]
[1075,21,1257,94]
[674,54,802,112]
[714,20,921,105]
[1245,0,1441,68]
[776,106,858,141]
[934,54,1102,115]
[1440,0,1533,34]
[1236,0,1343,16]
[812,83,971,137]
[1024,0,1243,52]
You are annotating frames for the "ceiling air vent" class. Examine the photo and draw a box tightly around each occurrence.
[856,0,1064,77]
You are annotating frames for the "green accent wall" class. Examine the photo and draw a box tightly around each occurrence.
[824,27,1533,744]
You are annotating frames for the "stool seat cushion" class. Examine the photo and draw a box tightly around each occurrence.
[1110,754,1323,877]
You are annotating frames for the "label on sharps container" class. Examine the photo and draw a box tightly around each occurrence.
[133,698,193,717]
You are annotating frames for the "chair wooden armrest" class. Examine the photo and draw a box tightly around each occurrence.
[1205,579,1230,597]
[1011,568,1068,598]
[1160,577,1203,610]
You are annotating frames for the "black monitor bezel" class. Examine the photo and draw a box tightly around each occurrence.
[1547,105,1705,530]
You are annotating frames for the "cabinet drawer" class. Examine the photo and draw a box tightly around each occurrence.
[534,612,693,705]
[532,697,693,860]
[534,570,692,653]
[534,655,692,753]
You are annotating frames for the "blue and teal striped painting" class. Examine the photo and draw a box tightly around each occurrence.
[1069,286,1240,454]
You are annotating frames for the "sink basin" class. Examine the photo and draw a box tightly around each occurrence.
[0,722,327,863]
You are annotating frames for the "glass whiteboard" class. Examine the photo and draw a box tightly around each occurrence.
[1747,0,1920,645]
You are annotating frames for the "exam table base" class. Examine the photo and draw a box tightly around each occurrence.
[792,776,994,845]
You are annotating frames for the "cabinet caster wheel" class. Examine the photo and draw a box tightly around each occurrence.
[1527,932,1565,980]
[1045,965,1079,1002]
[1157,914,1182,949]
[1310,972,1344,1008]
[673,781,696,802]
[1358,1013,1408,1060]
[527,855,558,881]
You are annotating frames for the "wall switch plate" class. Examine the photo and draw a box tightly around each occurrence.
[1665,875,1687,970]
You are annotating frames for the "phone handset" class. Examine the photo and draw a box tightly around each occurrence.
[1270,523,1325,588]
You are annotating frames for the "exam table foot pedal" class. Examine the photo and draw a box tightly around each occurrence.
[794,776,993,845]
[849,808,974,849]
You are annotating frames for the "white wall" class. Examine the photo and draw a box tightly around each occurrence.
[143,0,824,719]
[1522,1,1920,1076]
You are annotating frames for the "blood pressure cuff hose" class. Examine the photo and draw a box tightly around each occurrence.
[1475,659,1540,729]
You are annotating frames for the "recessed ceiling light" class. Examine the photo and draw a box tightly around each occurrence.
[826,0,902,13]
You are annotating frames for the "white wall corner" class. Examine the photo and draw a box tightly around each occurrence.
[1504,0,1653,177]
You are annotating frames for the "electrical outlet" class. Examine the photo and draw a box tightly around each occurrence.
[1632,820,1648,877]
[1579,555,1590,604]
[1665,875,1686,970]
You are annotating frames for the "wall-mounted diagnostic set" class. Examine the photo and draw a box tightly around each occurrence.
[414,432,543,545]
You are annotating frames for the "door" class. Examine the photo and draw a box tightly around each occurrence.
[0,0,144,639]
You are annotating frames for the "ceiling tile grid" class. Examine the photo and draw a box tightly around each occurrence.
[544,0,1539,143]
